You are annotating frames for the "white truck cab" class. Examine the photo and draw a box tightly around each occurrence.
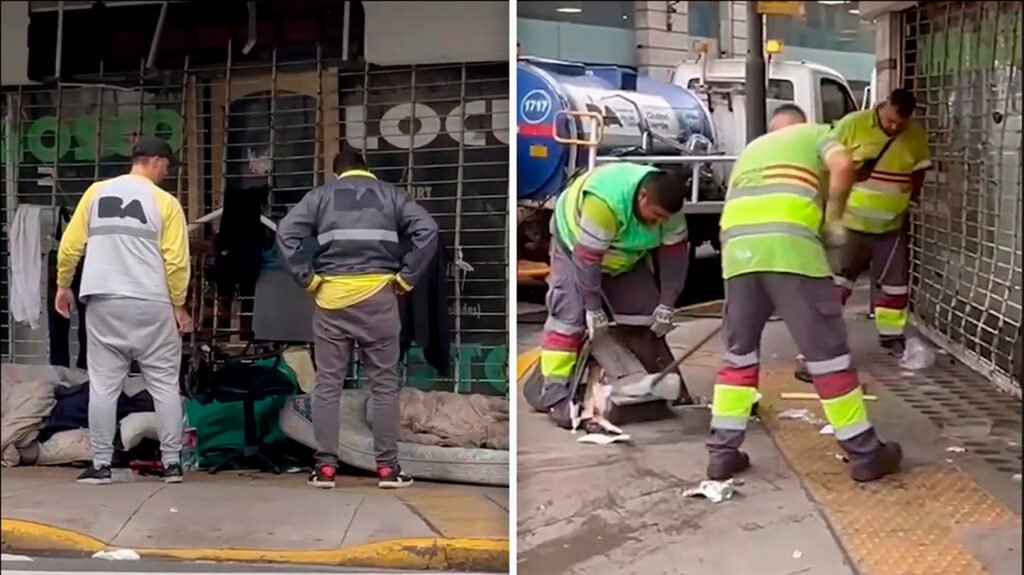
[672,58,859,157]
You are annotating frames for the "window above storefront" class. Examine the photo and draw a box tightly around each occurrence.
[517,1,632,29]
[688,1,720,39]
[766,1,875,54]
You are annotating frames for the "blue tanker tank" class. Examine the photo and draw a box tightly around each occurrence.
[517,57,716,202]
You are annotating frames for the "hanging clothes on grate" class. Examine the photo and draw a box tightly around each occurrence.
[252,244,317,344]
[398,237,452,376]
[9,204,47,330]
[48,208,89,369]
[210,185,270,298]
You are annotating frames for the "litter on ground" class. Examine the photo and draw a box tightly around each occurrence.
[781,392,878,401]
[819,424,835,435]
[899,337,936,370]
[92,549,140,561]
[945,446,966,453]
[577,433,632,445]
[683,479,736,503]
[778,408,823,425]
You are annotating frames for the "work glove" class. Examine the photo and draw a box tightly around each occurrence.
[649,304,675,338]
[585,309,610,341]
[823,221,849,248]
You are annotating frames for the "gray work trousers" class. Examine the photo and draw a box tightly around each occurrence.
[312,288,401,469]
[831,228,910,344]
[707,273,882,466]
[539,241,662,408]
[85,296,183,468]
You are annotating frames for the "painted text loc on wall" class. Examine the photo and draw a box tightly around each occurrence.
[338,62,510,396]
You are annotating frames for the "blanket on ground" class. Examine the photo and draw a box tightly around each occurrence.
[366,388,509,450]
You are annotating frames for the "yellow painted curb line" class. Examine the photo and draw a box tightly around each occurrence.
[1,519,106,553]
[1,518,508,572]
[516,346,541,384]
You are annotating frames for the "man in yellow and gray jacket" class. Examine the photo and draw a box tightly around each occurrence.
[277,146,438,490]
[707,105,902,483]
[831,89,931,352]
[56,137,192,486]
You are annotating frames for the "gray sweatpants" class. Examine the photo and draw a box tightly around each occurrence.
[312,288,401,469]
[85,296,183,468]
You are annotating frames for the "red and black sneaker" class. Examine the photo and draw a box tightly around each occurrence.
[307,463,337,489]
[377,465,413,489]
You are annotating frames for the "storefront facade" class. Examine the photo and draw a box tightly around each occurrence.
[1,1,510,396]
[894,1,1022,393]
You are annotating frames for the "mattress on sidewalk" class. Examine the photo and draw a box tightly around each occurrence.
[279,389,509,486]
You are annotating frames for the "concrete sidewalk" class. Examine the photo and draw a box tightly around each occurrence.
[516,285,1022,575]
[515,319,856,575]
[0,468,508,572]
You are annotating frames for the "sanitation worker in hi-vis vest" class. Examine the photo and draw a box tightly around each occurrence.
[537,165,690,429]
[707,104,903,483]
[794,89,931,382]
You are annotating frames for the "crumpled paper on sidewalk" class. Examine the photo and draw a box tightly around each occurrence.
[682,479,736,503]
[577,433,632,445]
[778,408,824,425]
[92,549,140,561]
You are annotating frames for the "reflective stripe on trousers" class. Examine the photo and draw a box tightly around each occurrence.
[874,284,908,336]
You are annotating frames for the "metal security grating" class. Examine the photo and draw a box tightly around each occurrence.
[338,62,510,395]
[900,1,1023,393]
[1,53,509,396]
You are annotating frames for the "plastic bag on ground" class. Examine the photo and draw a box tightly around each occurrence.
[899,337,936,371]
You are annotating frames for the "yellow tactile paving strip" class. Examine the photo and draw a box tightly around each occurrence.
[759,367,1021,575]
[397,488,509,540]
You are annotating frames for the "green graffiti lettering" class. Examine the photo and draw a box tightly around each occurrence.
[484,346,509,394]
[143,108,184,152]
[25,116,72,164]
[404,347,436,391]
[2,108,184,165]
[456,344,483,393]
[70,115,99,162]
[920,24,1021,77]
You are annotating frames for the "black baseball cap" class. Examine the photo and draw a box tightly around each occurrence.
[131,136,178,166]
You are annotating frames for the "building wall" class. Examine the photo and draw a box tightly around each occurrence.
[2,1,511,396]
[518,19,635,65]
[631,1,872,85]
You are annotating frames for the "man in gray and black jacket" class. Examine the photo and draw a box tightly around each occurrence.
[277,146,439,489]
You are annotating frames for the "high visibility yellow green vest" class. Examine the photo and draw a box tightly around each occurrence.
[720,123,835,280]
[831,108,931,234]
[554,163,668,276]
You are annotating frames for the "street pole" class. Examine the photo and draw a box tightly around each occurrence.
[745,1,766,143]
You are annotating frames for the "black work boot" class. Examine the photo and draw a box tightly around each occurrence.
[792,354,813,383]
[547,399,574,430]
[880,338,906,357]
[851,442,903,482]
[707,450,750,480]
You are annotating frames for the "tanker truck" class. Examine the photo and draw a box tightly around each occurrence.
[516,54,858,302]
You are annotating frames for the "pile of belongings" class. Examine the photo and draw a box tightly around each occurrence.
[1,364,162,467]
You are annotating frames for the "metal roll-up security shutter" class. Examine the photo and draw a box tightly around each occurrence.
[1,96,9,359]
[338,62,510,396]
[1,57,511,398]
[900,1,1022,392]
[2,80,192,365]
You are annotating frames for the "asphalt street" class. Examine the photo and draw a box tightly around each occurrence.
[0,554,494,575]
